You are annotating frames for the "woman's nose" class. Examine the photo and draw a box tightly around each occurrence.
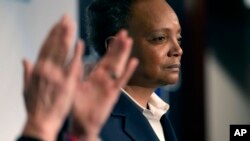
[168,40,183,57]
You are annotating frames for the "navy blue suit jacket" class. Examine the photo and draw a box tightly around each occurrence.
[100,92,178,141]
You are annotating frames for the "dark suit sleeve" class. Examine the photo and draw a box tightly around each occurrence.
[16,136,41,141]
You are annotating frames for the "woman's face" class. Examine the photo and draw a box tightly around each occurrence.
[128,0,183,87]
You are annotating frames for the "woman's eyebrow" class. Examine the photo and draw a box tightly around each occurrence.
[151,27,181,34]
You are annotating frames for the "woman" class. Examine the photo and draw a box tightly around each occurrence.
[86,0,183,140]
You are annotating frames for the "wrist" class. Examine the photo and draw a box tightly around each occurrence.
[65,133,100,141]
[68,117,101,141]
[81,135,100,141]
[22,118,58,141]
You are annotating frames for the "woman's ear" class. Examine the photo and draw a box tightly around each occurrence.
[105,36,116,51]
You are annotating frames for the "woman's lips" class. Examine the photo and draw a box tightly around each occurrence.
[164,64,181,71]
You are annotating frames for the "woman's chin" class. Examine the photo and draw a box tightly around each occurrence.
[159,75,180,85]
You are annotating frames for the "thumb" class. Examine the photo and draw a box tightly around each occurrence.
[22,59,33,91]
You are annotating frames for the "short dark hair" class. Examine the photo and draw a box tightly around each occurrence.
[86,0,133,57]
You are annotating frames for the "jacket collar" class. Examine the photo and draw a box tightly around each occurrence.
[111,93,159,141]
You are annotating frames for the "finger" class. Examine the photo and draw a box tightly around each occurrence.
[37,18,61,63]
[68,39,84,80]
[23,59,34,91]
[53,14,76,66]
[116,58,138,88]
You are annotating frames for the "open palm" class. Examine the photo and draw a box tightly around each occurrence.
[72,30,138,139]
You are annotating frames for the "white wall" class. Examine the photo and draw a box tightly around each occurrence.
[0,0,77,140]
[206,51,250,141]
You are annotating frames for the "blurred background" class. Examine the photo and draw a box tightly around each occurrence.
[0,0,249,140]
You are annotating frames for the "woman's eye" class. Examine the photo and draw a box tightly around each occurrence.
[151,36,167,42]
[177,37,182,45]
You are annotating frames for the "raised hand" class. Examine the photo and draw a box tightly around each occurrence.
[21,14,138,141]
[22,15,83,141]
[70,30,138,141]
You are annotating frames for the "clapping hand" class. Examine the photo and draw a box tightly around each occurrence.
[21,15,137,141]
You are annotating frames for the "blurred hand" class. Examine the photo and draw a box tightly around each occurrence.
[21,15,138,141]
[71,30,138,141]
[22,15,83,141]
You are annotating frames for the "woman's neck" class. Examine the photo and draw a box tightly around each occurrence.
[123,85,156,108]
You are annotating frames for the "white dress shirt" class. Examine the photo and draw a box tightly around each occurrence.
[121,89,169,141]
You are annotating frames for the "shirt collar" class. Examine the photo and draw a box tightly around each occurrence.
[121,89,169,120]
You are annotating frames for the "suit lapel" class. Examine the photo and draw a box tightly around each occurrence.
[160,113,178,141]
[112,93,159,141]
